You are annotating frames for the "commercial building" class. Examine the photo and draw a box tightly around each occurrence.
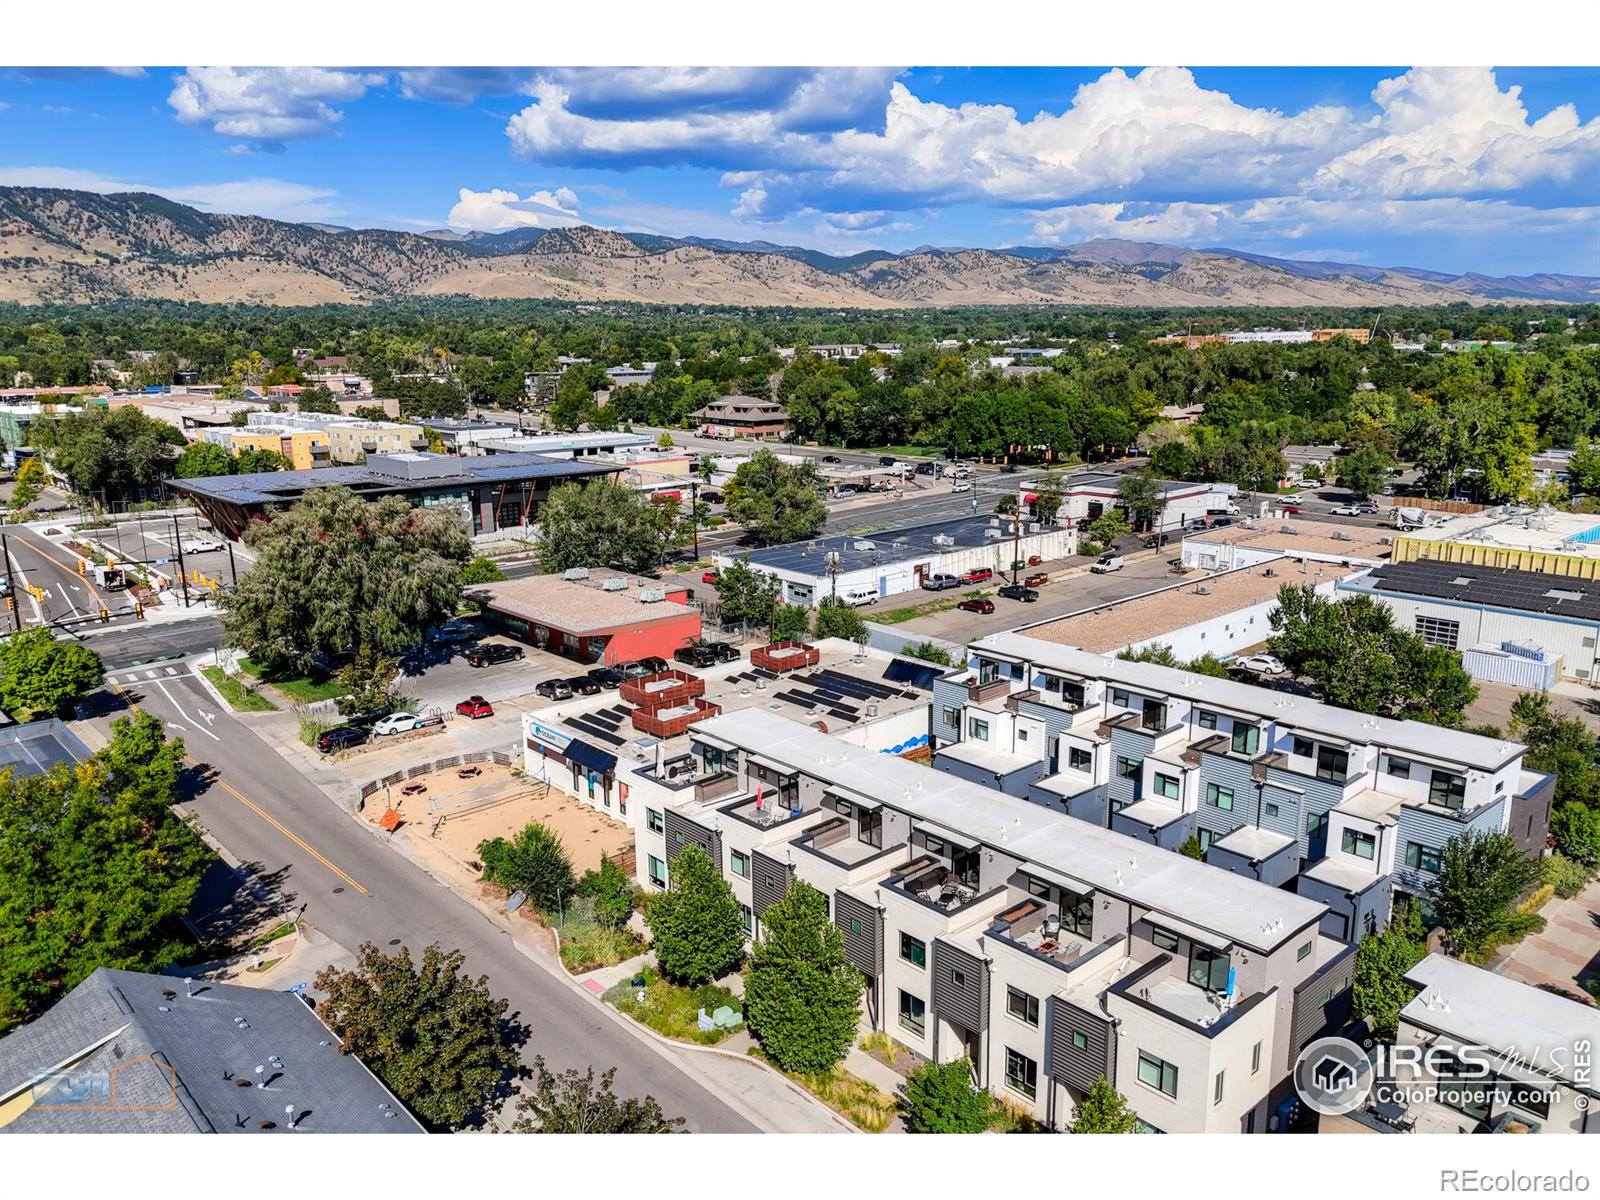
[1393,506,1600,581]
[692,395,789,440]
[1057,472,1224,533]
[0,967,422,1133]
[927,631,1551,945]
[417,416,524,454]
[717,512,1078,609]
[1181,520,1395,573]
[1338,559,1600,685]
[469,568,702,666]
[0,401,85,452]
[481,430,652,460]
[167,450,617,540]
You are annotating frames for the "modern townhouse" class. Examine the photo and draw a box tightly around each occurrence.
[604,706,1353,1134]
[927,632,1554,943]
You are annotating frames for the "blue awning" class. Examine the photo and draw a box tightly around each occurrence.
[564,738,618,776]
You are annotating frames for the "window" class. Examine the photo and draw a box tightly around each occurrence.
[1027,876,1051,899]
[900,932,926,969]
[674,831,685,847]
[1004,1048,1038,1100]
[1214,1070,1226,1105]
[1405,841,1443,874]
[898,991,926,1037]
[849,916,862,934]
[1071,1030,1089,1050]
[1188,944,1229,992]
[1017,728,1029,743]
[1251,1042,1262,1075]
[1315,745,1350,782]
[1068,746,1093,772]
[942,705,960,728]
[1196,828,1213,854]
[1230,724,1260,756]
[1150,925,1180,952]
[646,808,664,834]
[1504,1082,1552,1121]
[1111,688,1131,708]
[968,717,990,741]
[1154,772,1180,800]
[1296,940,1313,961]
[1205,782,1235,811]
[1197,710,1219,730]
[1292,736,1314,758]
[1062,888,1094,938]
[1342,829,1376,860]
[1137,1051,1179,1097]
[1006,986,1039,1026]
[1264,801,1279,819]
[1415,615,1460,649]
[647,855,667,888]
[923,835,946,858]
[977,658,1001,685]
[730,849,750,878]
[950,967,966,989]
[1385,755,1412,780]
[1117,756,1141,780]
[1429,770,1466,812]
[740,904,754,935]
[1142,701,1168,731]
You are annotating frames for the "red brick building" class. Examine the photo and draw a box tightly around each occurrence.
[469,571,701,665]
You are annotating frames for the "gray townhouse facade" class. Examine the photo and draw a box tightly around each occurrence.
[927,632,1555,943]
[621,707,1355,1134]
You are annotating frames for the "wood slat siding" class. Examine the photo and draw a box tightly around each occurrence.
[931,938,989,1032]
[663,810,722,868]
[1288,943,1358,1071]
[1048,996,1116,1093]
[833,890,883,977]
[931,677,966,743]
[750,850,793,918]
[1393,797,1506,893]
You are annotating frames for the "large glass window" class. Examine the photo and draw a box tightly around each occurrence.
[1154,772,1180,800]
[1142,700,1168,731]
[1385,755,1413,780]
[968,717,990,741]
[977,658,1001,685]
[646,809,664,833]
[1205,783,1234,811]
[1197,710,1218,731]
[647,855,667,888]
[730,850,750,877]
[898,991,926,1037]
[900,932,926,969]
[1292,736,1315,758]
[1415,615,1461,649]
[1405,842,1443,874]
[1231,724,1260,756]
[1005,1048,1038,1100]
[1006,986,1039,1027]
[1062,888,1094,938]
[1342,829,1376,860]
[1117,756,1141,779]
[1068,746,1093,772]
[1138,1051,1179,1097]
[1315,745,1350,782]
[859,807,883,849]
[1188,944,1230,992]
[1429,770,1467,811]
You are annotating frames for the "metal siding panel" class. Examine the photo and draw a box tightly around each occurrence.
[1289,946,1357,1070]
[1193,753,1257,840]
[931,678,966,742]
[931,939,988,1031]
[1047,997,1116,1093]
[1267,767,1344,856]
[663,810,722,868]
[834,891,883,977]
[750,850,793,919]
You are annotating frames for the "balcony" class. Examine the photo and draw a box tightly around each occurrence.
[988,899,1087,968]
[1004,688,1040,713]
[721,790,805,830]
[1108,954,1273,1038]
[1181,733,1229,767]
[1251,750,1287,782]
[883,854,999,915]
[967,676,1012,704]
[792,815,906,870]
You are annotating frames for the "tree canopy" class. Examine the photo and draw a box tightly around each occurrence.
[899,1058,992,1133]
[722,450,828,546]
[0,628,104,721]
[744,879,861,1074]
[1068,1077,1140,1133]
[29,406,185,500]
[510,1056,683,1133]
[477,822,576,916]
[1352,901,1427,1039]
[644,844,744,986]
[1428,830,1542,962]
[534,479,686,575]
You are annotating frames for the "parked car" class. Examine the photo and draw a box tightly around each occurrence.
[957,597,995,614]
[832,486,858,498]
[950,465,972,478]
[372,712,423,737]
[1188,518,1210,532]
[1000,462,1019,473]
[959,567,993,584]
[1090,555,1125,574]
[433,622,477,644]
[1280,493,1304,504]
[700,490,723,504]
[1023,572,1049,588]
[180,536,223,554]
[455,696,495,719]
[535,678,574,701]
[1357,502,1381,515]
[1235,653,1287,676]
[587,665,626,689]
[951,481,973,493]
[1144,533,1171,548]
[706,641,742,662]
[1281,504,1305,515]
[915,462,938,476]
[1210,517,1233,528]
[921,573,961,591]
[636,656,670,674]
[567,675,603,696]
[702,569,720,584]
[317,726,369,754]
[674,644,718,668]
[617,660,653,680]
[878,455,897,467]
[466,643,524,668]
[997,584,1040,602]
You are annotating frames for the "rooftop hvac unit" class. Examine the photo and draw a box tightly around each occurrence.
[601,577,629,591]
[563,567,591,580]
[639,588,666,603]
[931,534,955,547]
[984,529,1004,539]
[853,540,876,552]
[1029,523,1041,533]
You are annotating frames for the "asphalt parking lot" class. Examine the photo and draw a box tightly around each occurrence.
[395,628,585,715]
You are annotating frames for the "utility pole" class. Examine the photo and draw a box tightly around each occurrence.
[689,480,700,560]
[172,514,191,608]
[2,534,20,632]
[226,540,238,587]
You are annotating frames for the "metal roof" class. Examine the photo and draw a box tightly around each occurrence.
[738,511,1049,576]
[1355,560,1600,623]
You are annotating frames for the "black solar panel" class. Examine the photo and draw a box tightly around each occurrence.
[883,659,942,690]
[826,709,858,723]
[1366,560,1600,622]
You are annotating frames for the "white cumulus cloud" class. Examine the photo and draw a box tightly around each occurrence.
[168,67,385,148]
[445,186,586,232]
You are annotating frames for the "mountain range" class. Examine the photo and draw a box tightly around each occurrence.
[1,186,1593,309]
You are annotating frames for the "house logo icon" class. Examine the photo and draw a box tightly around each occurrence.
[1294,1036,1374,1117]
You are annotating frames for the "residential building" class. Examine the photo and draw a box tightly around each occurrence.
[1393,506,1600,581]
[926,631,1551,944]
[0,401,86,451]
[0,968,423,1133]
[324,419,428,464]
[199,425,332,471]
[1339,559,1600,685]
[469,568,702,667]
[692,395,789,440]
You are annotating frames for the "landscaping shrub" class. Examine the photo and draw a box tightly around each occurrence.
[1543,853,1593,900]
[477,821,576,915]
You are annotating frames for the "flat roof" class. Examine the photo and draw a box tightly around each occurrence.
[737,511,1062,576]
[471,574,696,634]
[971,630,1526,773]
[695,707,1324,953]
[1351,559,1600,623]
[1186,519,1395,561]
[1020,563,1353,653]
[0,718,90,777]
[166,451,614,506]
[1213,825,1296,862]
[1402,954,1600,1095]
[1399,507,1600,559]
[1064,471,1208,497]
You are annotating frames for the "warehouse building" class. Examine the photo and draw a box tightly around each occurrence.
[1393,506,1600,580]
[1182,520,1394,572]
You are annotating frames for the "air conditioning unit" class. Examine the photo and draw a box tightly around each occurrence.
[984,529,1004,539]
[601,577,629,591]
[639,588,666,603]
[931,534,955,547]
[563,567,590,580]
[854,540,876,552]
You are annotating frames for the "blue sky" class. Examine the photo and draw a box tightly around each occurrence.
[1,66,1597,275]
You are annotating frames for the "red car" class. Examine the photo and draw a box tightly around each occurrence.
[702,570,720,584]
[960,567,993,584]
[1281,504,1304,515]
[957,597,995,614]
[1024,572,1049,588]
[455,696,494,719]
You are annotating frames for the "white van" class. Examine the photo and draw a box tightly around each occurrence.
[1089,554,1125,574]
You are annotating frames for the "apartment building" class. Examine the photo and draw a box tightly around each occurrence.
[325,419,427,463]
[927,632,1553,943]
[589,704,1352,1133]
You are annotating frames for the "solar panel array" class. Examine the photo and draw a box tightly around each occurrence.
[1368,560,1600,622]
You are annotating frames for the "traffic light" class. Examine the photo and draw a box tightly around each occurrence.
[133,601,144,620]
[98,607,109,623]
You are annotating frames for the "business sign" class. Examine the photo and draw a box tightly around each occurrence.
[526,716,573,752]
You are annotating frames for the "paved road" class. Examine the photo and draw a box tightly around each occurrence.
[82,667,758,1133]
[82,615,226,670]
[1,523,141,630]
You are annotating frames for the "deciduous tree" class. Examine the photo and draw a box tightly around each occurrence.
[1068,1077,1139,1133]
[0,627,104,720]
[535,480,685,574]
[813,596,867,642]
[1428,830,1542,961]
[723,450,828,546]
[644,844,744,986]
[745,880,861,1074]
[477,822,576,915]
[1353,900,1427,1039]
[900,1058,991,1133]
[174,441,233,479]
[510,1056,683,1133]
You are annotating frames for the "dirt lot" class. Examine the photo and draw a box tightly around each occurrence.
[364,761,631,872]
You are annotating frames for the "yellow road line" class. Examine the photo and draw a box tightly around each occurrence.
[107,677,369,895]
[16,532,105,609]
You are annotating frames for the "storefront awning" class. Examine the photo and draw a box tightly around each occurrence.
[564,739,618,776]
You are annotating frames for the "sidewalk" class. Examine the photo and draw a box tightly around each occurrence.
[1493,877,1600,1001]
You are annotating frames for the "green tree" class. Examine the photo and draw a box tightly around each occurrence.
[903,639,956,667]
[29,406,185,501]
[220,487,469,675]
[1118,643,1230,679]
[771,601,812,642]
[1083,509,1130,554]
[1178,833,1205,861]
[334,644,400,717]
[579,855,636,931]
[1030,469,1065,525]
[10,456,48,507]
[460,555,507,585]
[0,627,104,720]
[723,450,828,546]
[813,596,867,642]
[644,844,744,986]
[477,821,576,915]
[510,1056,683,1133]
[899,1058,991,1133]
[1117,469,1165,532]
[1569,436,1600,497]
[535,480,685,574]
[1549,803,1600,869]
[296,385,339,414]
[234,447,291,474]
[314,941,528,1131]
[745,880,862,1074]
[1428,830,1542,961]
[173,441,234,479]
[1352,900,1427,1039]
[353,405,391,422]
[0,713,211,1032]
[1068,1077,1139,1133]
[1508,691,1600,813]
[1333,444,1393,498]
[711,557,779,628]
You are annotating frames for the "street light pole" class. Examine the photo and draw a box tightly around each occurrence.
[2,534,20,632]
[689,479,700,560]
[172,514,190,608]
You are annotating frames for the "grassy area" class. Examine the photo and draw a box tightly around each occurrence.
[238,657,347,704]
[201,666,279,712]
[249,920,298,948]
[873,595,963,624]
[748,1048,897,1132]
[555,896,646,973]
[604,966,742,1046]
[988,1096,1047,1133]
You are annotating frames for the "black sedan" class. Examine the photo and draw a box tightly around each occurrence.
[566,676,603,696]
[317,726,369,754]
[587,665,626,689]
